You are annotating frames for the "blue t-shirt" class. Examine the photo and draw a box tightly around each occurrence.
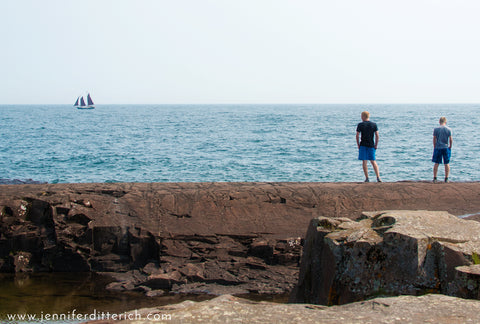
[433,125,452,149]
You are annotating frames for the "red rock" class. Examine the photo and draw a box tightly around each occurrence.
[2,182,480,295]
[144,270,184,289]
[178,263,205,281]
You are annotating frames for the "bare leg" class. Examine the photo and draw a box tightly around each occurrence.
[445,164,450,179]
[433,163,439,179]
[370,160,380,179]
[362,160,369,179]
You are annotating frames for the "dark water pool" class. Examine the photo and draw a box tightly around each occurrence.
[0,273,289,323]
[0,273,213,322]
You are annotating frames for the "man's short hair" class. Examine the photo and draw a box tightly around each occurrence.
[361,111,370,120]
[439,116,447,124]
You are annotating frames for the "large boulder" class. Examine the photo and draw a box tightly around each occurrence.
[291,210,480,305]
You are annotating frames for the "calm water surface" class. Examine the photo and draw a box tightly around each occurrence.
[0,273,289,323]
[0,273,214,323]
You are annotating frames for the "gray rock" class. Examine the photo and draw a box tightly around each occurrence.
[86,293,480,324]
[291,210,480,305]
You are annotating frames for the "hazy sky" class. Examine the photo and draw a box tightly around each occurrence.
[2,0,480,104]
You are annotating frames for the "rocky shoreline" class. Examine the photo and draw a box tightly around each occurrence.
[1,182,480,298]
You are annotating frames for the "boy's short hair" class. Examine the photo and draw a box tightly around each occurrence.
[439,116,447,124]
[361,111,370,119]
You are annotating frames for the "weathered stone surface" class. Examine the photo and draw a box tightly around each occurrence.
[2,182,480,295]
[291,210,480,305]
[87,293,480,324]
[455,264,480,299]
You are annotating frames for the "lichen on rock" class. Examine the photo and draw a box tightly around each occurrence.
[291,210,480,305]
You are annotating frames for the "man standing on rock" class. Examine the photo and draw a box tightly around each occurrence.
[356,111,381,182]
[432,116,452,183]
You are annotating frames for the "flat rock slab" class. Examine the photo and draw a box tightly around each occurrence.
[2,182,480,235]
[88,293,480,324]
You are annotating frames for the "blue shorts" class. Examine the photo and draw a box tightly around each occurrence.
[358,146,376,161]
[432,148,451,164]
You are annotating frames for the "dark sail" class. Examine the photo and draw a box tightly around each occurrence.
[87,93,94,106]
[80,97,86,106]
[74,97,80,106]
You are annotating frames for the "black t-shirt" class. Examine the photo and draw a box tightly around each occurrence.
[356,121,378,148]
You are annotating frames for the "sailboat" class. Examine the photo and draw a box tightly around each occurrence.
[74,93,95,109]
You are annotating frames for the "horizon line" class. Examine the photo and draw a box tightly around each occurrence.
[1,102,480,106]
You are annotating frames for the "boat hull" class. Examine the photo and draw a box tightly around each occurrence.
[76,106,95,110]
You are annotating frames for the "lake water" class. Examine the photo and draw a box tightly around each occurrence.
[0,273,288,323]
[0,273,212,323]
[1,103,479,183]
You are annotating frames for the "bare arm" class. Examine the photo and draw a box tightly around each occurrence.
[449,136,452,149]
[374,131,379,149]
[356,132,360,149]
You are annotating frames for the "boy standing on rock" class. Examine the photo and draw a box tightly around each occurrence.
[356,111,381,182]
[432,116,452,183]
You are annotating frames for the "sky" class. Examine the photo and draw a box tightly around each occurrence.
[2,0,480,104]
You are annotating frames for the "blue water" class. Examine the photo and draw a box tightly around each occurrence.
[1,104,479,183]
